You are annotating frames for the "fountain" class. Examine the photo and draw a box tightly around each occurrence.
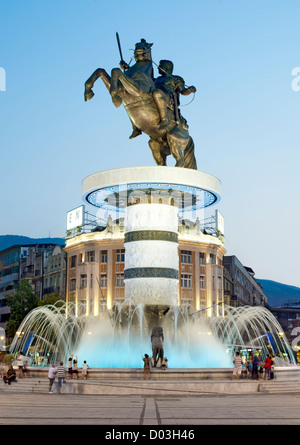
[9,299,296,369]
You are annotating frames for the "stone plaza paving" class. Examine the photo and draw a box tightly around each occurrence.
[1,391,300,426]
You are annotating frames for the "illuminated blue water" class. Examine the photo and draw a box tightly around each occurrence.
[74,321,233,369]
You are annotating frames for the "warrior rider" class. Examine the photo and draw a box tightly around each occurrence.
[153,59,196,130]
[122,58,196,139]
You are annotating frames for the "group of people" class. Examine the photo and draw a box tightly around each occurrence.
[2,351,30,385]
[142,354,168,380]
[66,357,89,380]
[232,352,275,380]
[48,358,89,393]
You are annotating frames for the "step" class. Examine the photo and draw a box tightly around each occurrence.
[1,379,49,393]
[258,381,300,393]
[1,378,259,395]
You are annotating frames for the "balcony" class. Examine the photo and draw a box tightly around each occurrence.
[43,287,61,295]
[21,271,34,279]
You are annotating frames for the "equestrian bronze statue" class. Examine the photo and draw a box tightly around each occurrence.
[84,37,197,169]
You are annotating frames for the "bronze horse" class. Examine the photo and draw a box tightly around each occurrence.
[84,39,197,169]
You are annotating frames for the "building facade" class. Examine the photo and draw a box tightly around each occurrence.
[223,255,267,307]
[0,245,28,329]
[0,243,66,330]
[43,245,67,299]
[64,218,226,317]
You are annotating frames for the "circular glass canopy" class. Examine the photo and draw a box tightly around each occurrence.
[85,182,218,211]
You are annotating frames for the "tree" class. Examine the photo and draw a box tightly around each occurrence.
[6,280,39,338]
[38,293,64,308]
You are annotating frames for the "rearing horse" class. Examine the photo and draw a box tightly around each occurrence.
[84,39,197,169]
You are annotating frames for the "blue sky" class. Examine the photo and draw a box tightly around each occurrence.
[0,0,299,286]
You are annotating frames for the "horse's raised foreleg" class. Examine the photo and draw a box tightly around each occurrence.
[84,68,111,102]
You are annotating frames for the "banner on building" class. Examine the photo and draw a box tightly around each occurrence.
[67,205,85,231]
[215,210,224,235]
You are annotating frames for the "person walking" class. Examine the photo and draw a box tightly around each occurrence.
[48,364,57,394]
[56,361,66,394]
[142,354,151,380]
[232,352,243,380]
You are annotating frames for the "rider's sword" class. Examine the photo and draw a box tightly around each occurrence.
[116,32,125,71]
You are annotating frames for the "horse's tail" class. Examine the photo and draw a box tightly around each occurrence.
[184,137,197,170]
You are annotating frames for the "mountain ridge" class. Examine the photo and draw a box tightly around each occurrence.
[256,278,300,307]
[0,234,65,251]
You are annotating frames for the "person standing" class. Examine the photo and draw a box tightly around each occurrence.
[17,352,25,379]
[67,356,73,379]
[48,364,57,394]
[270,356,275,380]
[82,361,89,380]
[143,354,151,380]
[246,356,253,379]
[232,352,242,380]
[56,361,66,394]
[72,360,79,379]
[264,355,272,380]
[252,354,259,380]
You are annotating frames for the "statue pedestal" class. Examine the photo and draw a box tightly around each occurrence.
[82,166,221,308]
[124,202,179,306]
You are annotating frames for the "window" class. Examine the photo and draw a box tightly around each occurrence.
[199,252,205,265]
[181,274,192,288]
[218,277,222,290]
[87,250,95,262]
[80,274,87,288]
[115,273,124,287]
[200,275,205,289]
[181,250,192,264]
[209,254,216,265]
[70,279,76,292]
[101,250,107,263]
[116,249,125,262]
[100,274,107,288]
[90,274,93,288]
[70,256,76,268]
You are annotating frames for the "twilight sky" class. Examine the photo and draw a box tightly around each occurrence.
[0,0,299,286]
